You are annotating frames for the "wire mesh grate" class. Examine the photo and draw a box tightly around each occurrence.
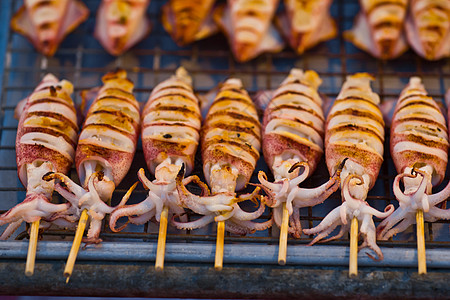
[1,0,450,255]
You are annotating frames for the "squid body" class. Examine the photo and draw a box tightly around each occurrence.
[10,0,89,56]
[213,0,284,62]
[277,0,337,55]
[344,0,409,59]
[162,0,218,46]
[95,0,151,56]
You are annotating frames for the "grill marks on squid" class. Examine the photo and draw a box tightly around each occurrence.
[265,69,324,155]
[142,67,201,173]
[202,79,261,171]
[19,79,78,163]
[79,70,139,154]
[391,77,449,172]
[326,74,385,172]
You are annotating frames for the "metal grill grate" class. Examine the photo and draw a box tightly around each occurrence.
[1,0,450,268]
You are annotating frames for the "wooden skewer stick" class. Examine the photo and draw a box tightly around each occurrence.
[278,202,289,265]
[215,220,225,271]
[64,209,89,283]
[349,216,359,277]
[25,220,40,276]
[416,209,427,275]
[155,206,169,271]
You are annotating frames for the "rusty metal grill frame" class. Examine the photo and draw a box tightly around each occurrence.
[1,0,450,298]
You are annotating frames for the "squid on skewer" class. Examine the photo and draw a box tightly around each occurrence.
[405,0,450,60]
[377,77,450,241]
[95,0,151,56]
[213,0,284,62]
[344,0,409,59]
[162,0,218,46]
[0,74,78,276]
[0,74,78,239]
[10,0,89,56]
[44,69,140,243]
[109,67,204,232]
[256,69,343,239]
[175,78,271,234]
[277,0,337,55]
[303,73,395,261]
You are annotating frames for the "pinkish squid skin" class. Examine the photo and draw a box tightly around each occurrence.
[377,77,450,240]
[344,0,409,60]
[109,68,202,231]
[213,0,284,62]
[405,0,450,60]
[10,0,89,56]
[46,70,140,243]
[175,78,272,235]
[0,74,78,239]
[95,0,151,56]
[161,0,218,46]
[277,0,337,55]
[256,69,342,238]
[303,73,394,261]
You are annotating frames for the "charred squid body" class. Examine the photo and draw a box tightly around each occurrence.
[344,0,408,59]
[377,77,450,240]
[277,0,337,55]
[47,70,140,243]
[176,78,271,235]
[405,0,450,60]
[0,75,78,239]
[213,0,284,62]
[256,69,342,238]
[161,0,218,46]
[95,0,151,56]
[10,0,89,56]
[109,67,203,231]
[303,73,394,261]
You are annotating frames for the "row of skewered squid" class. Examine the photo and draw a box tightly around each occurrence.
[13,1,448,61]
[345,0,450,60]
[2,68,450,265]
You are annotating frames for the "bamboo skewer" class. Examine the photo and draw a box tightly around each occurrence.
[155,206,169,271]
[278,202,289,265]
[25,220,40,276]
[349,216,358,277]
[215,220,225,271]
[416,209,427,275]
[64,209,89,283]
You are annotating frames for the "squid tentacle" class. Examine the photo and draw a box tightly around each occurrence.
[172,214,215,230]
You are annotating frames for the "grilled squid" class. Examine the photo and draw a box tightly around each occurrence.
[213,0,284,62]
[10,0,89,56]
[277,0,337,55]
[303,73,395,261]
[161,0,218,46]
[344,0,409,59]
[44,70,140,243]
[256,69,343,238]
[0,75,78,239]
[109,67,205,231]
[95,0,151,56]
[377,77,450,240]
[405,0,450,60]
[175,78,271,235]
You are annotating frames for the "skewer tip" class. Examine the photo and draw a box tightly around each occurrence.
[65,274,71,284]
[25,270,33,277]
